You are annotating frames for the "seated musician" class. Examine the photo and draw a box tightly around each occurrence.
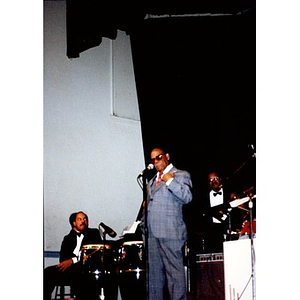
[44,211,102,300]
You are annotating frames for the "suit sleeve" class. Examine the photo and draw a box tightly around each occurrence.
[210,201,231,223]
[166,171,193,204]
[59,233,76,263]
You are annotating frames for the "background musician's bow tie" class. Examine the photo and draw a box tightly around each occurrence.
[213,191,222,197]
[76,232,82,237]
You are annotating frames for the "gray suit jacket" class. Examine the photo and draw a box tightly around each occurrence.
[145,165,193,241]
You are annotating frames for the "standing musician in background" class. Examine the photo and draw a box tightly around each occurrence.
[208,171,229,222]
[44,211,102,300]
[142,147,193,300]
[207,171,247,246]
[205,171,230,251]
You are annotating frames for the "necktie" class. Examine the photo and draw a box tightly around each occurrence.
[213,192,222,197]
[156,172,163,186]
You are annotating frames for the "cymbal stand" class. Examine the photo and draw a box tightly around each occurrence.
[226,207,233,241]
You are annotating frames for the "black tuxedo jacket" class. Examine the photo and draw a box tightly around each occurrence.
[59,227,102,262]
[208,189,232,223]
[208,188,246,232]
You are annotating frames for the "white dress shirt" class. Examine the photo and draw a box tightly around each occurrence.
[72,231,84,264]
[209,188,224,223]
[156,163,174,186]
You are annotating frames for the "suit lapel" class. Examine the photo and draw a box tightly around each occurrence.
[150,166,178,194]
[149,176,157,194]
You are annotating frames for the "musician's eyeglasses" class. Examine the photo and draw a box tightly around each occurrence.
[209,176,219,182]
[150,154,164,164]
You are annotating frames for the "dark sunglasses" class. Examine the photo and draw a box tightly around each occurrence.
[150,153,165,164]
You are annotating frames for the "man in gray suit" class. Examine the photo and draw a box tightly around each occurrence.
[143,147,193,300]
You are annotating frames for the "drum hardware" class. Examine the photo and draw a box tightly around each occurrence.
[224,194,256,241]
[81,244,112,265]
[119,266,145,273]
[119,267,144,280]
[82,248,101,266]
[238,205,249,212]
[100,288,105,300]
[248,195,255,280]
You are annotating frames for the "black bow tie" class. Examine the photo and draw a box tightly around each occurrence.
[76,232,82,237]
[213,192,222,197]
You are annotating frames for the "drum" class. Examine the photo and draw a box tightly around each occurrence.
[118,241,146,300]
[81,244,116,274]
[81,244,118,300]
[240,219,256,237]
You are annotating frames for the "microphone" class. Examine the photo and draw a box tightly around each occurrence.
[99,222,117,238]
[138,163,154,177]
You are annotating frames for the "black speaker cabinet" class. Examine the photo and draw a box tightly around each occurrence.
[195,253,225,300]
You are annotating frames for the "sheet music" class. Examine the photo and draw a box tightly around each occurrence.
[121,220,141,236]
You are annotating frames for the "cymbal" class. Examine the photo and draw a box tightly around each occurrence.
[230,196,250,208]
[230,195,256,208]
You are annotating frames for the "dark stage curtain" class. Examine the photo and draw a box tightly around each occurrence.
[66,1,255,59]
[66,0,145,58]
[130,12,256,189]
[129,13,256,251]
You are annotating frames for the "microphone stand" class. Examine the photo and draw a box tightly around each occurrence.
[239,195,255,300]
[141,172,149,300]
